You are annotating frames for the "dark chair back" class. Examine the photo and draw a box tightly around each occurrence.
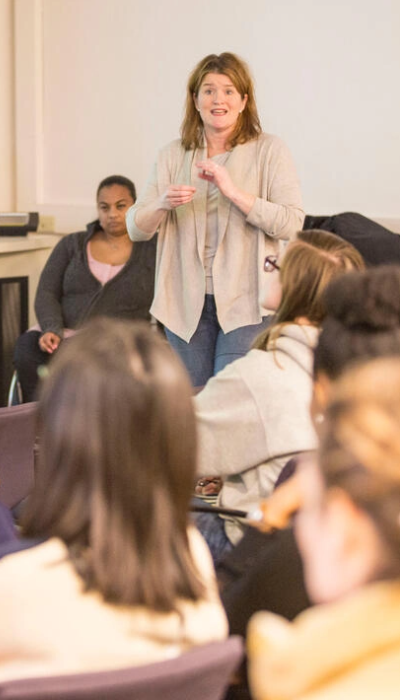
[0,636,244,700]
[0,402,37,509]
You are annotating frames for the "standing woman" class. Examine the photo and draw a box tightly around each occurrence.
[126,52,304,386]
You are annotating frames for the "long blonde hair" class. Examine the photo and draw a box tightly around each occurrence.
[253,229,365,351]
[181,52,262,151]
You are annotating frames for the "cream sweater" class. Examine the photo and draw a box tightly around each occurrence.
[127,134,304,341]
[0,529,228,682]
[194,325,319,544]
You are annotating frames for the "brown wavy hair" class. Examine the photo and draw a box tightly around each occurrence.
[181,52,262,150]
[253,229,365,351]
[320,357,400,577]
[22,318,205,612]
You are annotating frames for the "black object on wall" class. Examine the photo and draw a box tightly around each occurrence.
[0,277,28,406]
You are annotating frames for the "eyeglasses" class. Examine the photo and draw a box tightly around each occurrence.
[264,255,280,272]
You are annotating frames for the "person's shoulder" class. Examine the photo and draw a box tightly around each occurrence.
[53,229,87,249]
[0,538,66,570]
[233,348,273,374]
[157,138,185,158]
[278,324,320,348]
[255,132,291,153]
[198,350,271,396]
[234,133,289,160]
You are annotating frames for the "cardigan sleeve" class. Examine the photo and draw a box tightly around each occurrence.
[126,160,161,241]
[246,136,305,241]
[194,359,269,477]
[34,236,73,338]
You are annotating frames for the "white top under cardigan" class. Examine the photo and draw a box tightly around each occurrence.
[126,134,304,341]
[194,324,319,544]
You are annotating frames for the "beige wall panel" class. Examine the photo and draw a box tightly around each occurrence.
[14,0,400,233]
[0,0,15,210]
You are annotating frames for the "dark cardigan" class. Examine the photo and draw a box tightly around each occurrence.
[34,221,157,337]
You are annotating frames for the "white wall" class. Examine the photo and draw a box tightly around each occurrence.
[14,0,400,231]
[0,0,15,210]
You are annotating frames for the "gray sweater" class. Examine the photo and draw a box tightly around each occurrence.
[34,221,156,338]
[194,324,319,543]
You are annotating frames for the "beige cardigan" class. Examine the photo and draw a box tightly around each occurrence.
[248,580,400,700]
[126,134,304,341]
[0,529,228,682]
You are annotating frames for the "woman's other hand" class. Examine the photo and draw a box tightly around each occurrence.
[39,332,61,354]
[248,474,302,532]
[159,185,196,210]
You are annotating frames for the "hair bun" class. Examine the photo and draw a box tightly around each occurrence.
[325,266,400,332]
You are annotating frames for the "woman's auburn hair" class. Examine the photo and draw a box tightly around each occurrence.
[253,229,365,351]
[22,318,205,612]
[320,357,400,576]
[181,52,262,150]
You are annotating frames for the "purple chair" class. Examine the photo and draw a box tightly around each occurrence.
[0,636,244,700]
[0,402,37,509]
[0,501,17,544]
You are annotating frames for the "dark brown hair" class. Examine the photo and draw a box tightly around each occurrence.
[181,52,262,150]
[22,318,204,611]
[96,175,136,202]
[253,229,365,351]
[314,265,400,380]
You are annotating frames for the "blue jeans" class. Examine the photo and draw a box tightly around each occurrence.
[165,295,273,387]
[190,497,233,566]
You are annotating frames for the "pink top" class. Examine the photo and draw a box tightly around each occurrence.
[87,242,125,285]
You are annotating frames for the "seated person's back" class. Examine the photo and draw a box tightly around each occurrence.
[0,318,227,682]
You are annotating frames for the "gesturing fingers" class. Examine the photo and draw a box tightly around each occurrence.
[161,185,196,210]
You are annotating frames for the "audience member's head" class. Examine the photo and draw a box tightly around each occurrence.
[297,357,400,604]
[254,229,365,350]
[22,317,204,611]
[96,174,136,203]
[96,175,136,238]
[312,265,400,418]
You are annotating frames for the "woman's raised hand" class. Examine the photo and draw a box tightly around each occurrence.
[195,159,236,199]
[159,185,196,210]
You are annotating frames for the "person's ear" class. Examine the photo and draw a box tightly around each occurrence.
[311,372,331,429]
[326,488,383,592]
[193,93,199,111]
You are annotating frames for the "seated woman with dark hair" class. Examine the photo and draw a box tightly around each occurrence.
[14,175,156,402]
[0,318,227,682]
